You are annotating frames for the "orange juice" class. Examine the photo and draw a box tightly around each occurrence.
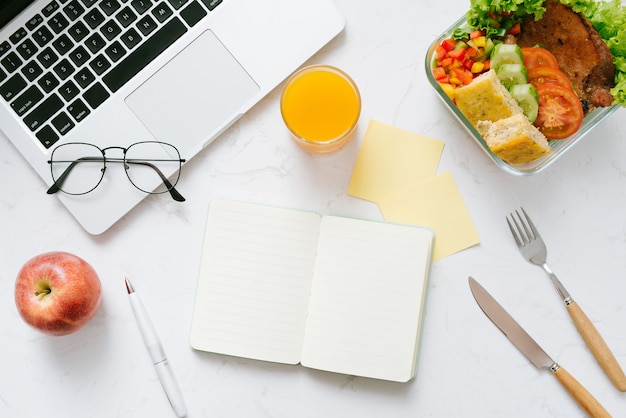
[280,65,360,152]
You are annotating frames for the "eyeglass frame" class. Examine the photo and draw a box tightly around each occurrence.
[46,141,187,202]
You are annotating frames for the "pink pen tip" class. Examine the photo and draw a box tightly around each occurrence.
[125,277,134,294]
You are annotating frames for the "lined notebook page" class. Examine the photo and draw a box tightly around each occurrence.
[190,200,321,364]
[300,216,433,382]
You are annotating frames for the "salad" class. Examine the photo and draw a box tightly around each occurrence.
[466,0,626,106]
[432,0,625,141]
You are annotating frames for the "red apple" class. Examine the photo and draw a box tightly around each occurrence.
[14,251,102,336]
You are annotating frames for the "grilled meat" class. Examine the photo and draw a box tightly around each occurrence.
[517,0,615,112]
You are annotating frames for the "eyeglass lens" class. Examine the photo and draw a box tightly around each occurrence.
[125,142,182,194]
[50,143,105,195]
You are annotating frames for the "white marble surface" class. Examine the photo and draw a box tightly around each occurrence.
[2,0,626,417]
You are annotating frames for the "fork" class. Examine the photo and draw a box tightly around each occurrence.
[506,207,626,392]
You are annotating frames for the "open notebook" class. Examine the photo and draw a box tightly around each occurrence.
[190,199,434,382]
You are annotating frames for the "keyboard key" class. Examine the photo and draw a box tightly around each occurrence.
[103,17,186,92]
[16,39,39,60]
[58,79,80,101]
[49,12,70,33]
[0,41,11,57]
[0,69,6,83]
[63,0,85,20]
[85,32,106,53]
[11,85,44,116]
[69,45,90,66]
[83,82,109,108]
[200,0,220,11]
[80,0,98,8]
[136,15,156,36]
[0,73,27,100]
[120,27,141,49]
[68,21,90,42]
[166,0,187,10]
[116,6,137,27]
[99,0,121,15]
[37,47,59,68]
[23,93,63,131]
[9,28,28,44]
[51,112,75,135]
[1,52,22,73]
[105,41,126,62]
[26,14,45,30]
[33,26,54,47]
[89,54,111,74]
[180,1,206,27]
[21,60,43,81]
[84,8,105,28]
[36,125,60,148]
[130,0,151,14]
[42,0,60,17]
[52,34,74,54]
[151,1,172,22]
[53,58,74,79]
[38,72,60,92]
[67,98,90,121]
[100,19,121,40]
[74,67,95,87]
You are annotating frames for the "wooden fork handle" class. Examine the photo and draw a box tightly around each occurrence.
[552,365,612,417]
[567,301,626,391]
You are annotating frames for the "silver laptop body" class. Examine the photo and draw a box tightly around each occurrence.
[0,0,345,234]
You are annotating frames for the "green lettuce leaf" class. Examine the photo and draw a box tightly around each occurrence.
[585,0,626,106]
[467,0,546,34]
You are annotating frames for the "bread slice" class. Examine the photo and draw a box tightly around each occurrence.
[477,113,551,164]
[455,69,523,127]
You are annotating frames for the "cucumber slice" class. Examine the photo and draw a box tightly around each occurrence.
[496,63,528,89]
[490,43,524,70]
[484,38,495,56]
[510,83,539,123]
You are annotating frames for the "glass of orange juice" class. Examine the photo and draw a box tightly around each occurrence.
[280,65,361,153]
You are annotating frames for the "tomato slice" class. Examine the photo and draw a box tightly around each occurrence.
[521,47,559,69]
[528,66,572,89]
[535,84,583,140]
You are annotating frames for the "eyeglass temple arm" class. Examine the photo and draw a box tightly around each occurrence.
[46,156,104,195]
[126,159,186,202]
[47,157,186,202]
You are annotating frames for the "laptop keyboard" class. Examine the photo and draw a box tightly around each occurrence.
[0,0,222,148]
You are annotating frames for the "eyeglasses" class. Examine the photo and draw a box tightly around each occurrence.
[47,141,186,202]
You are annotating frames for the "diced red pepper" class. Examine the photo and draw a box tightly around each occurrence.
[433,66,447,81]
[436,45,447,60]
[441,38,457,52]
[469,30,483,40]
[450,68,474,85]
[438,57,453,67]
[448,48,467,60]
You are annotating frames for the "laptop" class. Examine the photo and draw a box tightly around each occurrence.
[0,0,345,234]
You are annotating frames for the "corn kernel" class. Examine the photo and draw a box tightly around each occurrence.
[473,36,486,48]
[471,61,485,73]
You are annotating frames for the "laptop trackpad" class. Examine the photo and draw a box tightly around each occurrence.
[126,30,259,154]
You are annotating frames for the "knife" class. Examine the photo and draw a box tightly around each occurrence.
[468,277,611,418]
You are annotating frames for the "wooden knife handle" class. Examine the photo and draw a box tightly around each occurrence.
[553,365,612,418]
[567,301,626,392]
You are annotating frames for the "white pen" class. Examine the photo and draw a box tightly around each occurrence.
[125,277,187,418]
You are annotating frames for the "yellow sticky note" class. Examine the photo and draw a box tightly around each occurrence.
[378,171,480,261]
[348,120,444,202]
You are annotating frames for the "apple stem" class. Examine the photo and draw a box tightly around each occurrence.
[35,287,51,297]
